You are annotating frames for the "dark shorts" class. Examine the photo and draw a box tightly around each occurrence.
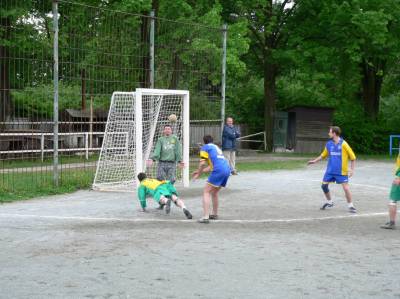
[322,173,349,184]
[207,169,231,188]
[156,161,177,183]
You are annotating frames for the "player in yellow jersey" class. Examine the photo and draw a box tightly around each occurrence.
[192,135,231,223]
[381,153,400,229]
[308,126,357,213]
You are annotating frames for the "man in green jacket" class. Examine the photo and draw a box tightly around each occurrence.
[146,125,184,209]
[147,125,184,183]
[137,173,192,219]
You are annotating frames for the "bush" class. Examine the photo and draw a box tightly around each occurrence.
[12,83,109,118]
[334,101,396,154]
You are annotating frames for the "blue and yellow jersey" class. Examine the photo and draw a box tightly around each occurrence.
[321,138,356,176]
[200,143,230,172]
[395,154,400,177]
[137,178,166,208]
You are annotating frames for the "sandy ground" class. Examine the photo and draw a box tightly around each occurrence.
[0,160,399,299]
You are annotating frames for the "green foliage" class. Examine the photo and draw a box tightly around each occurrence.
[226,76,264,130]
[190,94,221,120]
[12,83,109,118]
[333,100,396,154]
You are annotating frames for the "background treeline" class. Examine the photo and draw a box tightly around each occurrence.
[1,0,399,153]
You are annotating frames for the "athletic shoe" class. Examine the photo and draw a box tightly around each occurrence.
[209,215,218,220]
[231,171,238,175]
[381,222,396,229]
[157,204,165,210]
[320,202,334,210]
[183,208,192,219]
[197,218,210,224]
[165,198,172,214]
[348,206,357,213]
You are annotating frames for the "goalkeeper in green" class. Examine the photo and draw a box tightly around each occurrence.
[137,172,192,219]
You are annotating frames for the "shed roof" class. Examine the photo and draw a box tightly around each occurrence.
[64,109,108,119]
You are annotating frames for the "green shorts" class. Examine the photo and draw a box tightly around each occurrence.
[153,182,178,202]
[390,183,400,201]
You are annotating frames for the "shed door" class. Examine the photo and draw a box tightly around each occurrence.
[273,112,288,149]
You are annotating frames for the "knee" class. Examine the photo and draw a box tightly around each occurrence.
[389,201,397,207]
[321,184,329,194]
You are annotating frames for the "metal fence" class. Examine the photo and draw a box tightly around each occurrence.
[0,0,226,194]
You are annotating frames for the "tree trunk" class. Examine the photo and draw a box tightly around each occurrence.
[263,60,277,152]
[0,16,11,129]
[361,59,384,120]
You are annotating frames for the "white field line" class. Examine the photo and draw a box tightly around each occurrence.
[0,212,386,224]
[293,178,388,191]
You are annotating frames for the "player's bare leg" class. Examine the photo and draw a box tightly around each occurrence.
[210,187,221,220]
[381,202,397,229]
[200,184,215,223]
[389,203,397,223]
[342,183,356,213]
[170,194,192,219]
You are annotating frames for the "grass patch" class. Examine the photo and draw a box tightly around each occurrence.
[0,169,94,203]
[1,154,99,169]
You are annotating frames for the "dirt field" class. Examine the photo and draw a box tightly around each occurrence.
[0,160,399,299]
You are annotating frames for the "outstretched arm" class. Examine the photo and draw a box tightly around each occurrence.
[307,155,323,165]
[192,160,209,180]
[138,186,147,211]
[308,147,328,165]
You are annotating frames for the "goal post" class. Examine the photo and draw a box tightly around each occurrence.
[93,89,190,192]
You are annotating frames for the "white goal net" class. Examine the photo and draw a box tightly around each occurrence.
[93,89,190,191]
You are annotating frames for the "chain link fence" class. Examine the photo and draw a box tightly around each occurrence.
[0,0,225,196]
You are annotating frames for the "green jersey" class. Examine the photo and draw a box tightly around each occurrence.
[151,135,182,162]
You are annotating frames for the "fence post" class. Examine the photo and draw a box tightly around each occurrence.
[41,134,44,162]
[221,24,227,131]
[149,10,155,88]
[85,133,89,160]
[52,0,59,186]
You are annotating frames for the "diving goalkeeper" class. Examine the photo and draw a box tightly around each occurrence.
[137,172,192,219]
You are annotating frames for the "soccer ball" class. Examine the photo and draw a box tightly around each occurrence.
[168,114,178,122]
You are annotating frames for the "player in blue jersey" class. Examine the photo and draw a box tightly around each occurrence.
[308,126,357,213]
[192,135,231,223]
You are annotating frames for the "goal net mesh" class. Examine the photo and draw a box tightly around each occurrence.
[93,92,136,191]
[93,90,186,191]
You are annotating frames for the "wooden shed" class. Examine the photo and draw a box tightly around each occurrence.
[286,106,334,153]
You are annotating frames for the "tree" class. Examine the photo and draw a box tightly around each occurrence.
[222,0,298,151]
[289,0,400,120]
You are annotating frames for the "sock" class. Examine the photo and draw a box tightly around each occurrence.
[348,202,354,208]
[181,204,186,210]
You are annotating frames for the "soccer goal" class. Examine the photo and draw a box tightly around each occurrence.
[93,88,190,192]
